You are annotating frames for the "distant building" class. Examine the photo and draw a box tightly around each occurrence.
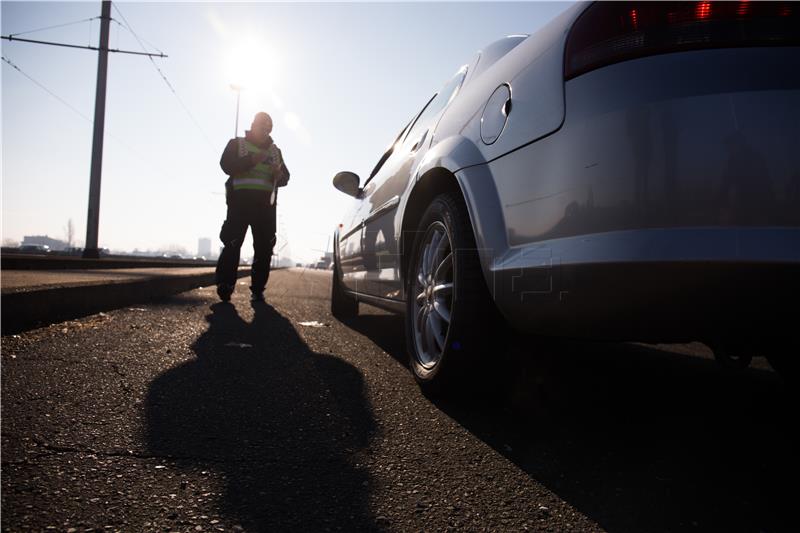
[197,237,212,259]
[22,235,68,251]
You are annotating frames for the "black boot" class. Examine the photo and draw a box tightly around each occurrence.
[216,283,234,302]
[250,290,265,303]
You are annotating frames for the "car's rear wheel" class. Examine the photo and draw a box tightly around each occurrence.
[331,258,358,320]
[405,192,497,395]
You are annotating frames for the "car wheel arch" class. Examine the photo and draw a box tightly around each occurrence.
[399,168,467,298]
[401,169,510,304]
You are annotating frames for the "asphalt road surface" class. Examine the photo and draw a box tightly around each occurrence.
[2,268,795,532]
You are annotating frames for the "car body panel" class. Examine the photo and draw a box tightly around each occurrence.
[344,67,474,298]
[343,112,427,297]
[432,2,585,167]
[462,35,527,86]
[488,47,800,250]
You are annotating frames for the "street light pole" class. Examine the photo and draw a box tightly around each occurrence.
[230,84,243,137]
[234,90,240,137]
[83,0,111,259]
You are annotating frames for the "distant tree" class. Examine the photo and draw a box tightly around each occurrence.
[64,218,75,249]
[165,244,189,256]
[2,238,20,248]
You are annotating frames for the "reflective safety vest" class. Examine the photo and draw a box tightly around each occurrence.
[231,138,282,192]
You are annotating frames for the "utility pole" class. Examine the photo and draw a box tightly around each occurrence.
[83,0,111,258]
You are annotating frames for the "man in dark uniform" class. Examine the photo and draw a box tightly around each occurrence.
[215,112,289,302]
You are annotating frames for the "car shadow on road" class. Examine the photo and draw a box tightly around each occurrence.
[343,311,795,532]
[145,302,378,531]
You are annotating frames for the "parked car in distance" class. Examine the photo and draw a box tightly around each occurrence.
[331,1,800,392]
[18,244,51,253]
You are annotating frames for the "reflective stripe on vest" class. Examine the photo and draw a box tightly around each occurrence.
[231,139,281,192]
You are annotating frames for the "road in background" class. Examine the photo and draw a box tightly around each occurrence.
[1,268,793,531]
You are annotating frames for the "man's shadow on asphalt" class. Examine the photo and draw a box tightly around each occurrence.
[145,302,377,531]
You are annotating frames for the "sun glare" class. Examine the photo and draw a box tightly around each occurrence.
[226,37,282,92]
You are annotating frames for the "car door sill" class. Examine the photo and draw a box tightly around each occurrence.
[349,290,405,314]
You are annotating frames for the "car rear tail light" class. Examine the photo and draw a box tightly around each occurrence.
[565,1,800,79]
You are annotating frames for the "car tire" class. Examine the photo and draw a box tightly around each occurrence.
[331,260,358,320]
[405,192,499,395]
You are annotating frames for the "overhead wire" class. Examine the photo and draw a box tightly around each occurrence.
[111,3,215,149]
[7,16,98,38]
[2,54,164,174]
[113,15,119,51]
[2,55,92,122]
[5,8,215,152]
[110,18,164,56]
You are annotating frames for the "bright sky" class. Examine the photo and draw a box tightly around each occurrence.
[2,1,570,263]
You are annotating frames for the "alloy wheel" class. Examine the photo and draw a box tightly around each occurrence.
[411,221,454,369]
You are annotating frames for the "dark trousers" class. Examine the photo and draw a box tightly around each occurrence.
[215,190,276,293]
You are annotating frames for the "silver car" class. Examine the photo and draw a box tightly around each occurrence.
[331,1,800,391]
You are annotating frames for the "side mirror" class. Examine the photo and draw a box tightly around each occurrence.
[332,171,361,197]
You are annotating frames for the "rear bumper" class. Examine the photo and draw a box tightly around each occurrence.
[489,227,800,343]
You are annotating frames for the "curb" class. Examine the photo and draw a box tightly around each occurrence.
[2,269,249,334]
[1,253,217,270]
